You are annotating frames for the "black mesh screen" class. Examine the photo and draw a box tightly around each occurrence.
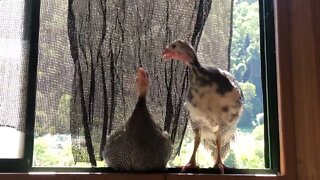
[0,0,30,131]
[0,0,32,159]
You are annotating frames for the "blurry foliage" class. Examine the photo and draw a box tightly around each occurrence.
[232,128,265,168]
[33,134,105,167]
[253,124,264,140]
[238,82,257,129]
[231,0,263,131]
[57,94,72,134]
[33,124,264,168]
[33,134,74,167]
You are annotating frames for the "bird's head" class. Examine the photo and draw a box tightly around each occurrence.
[162,40,197,65]
[136,67,149,98]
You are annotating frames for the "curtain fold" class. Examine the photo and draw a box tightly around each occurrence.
[0,0,31,158]
[197,0,234,71]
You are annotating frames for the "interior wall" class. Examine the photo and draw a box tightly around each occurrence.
[289,0,320,179]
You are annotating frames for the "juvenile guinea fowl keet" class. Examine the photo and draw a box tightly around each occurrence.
[162,40,244,174]
[103,68,173,171]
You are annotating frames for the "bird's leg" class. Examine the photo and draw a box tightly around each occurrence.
[181,129,201,172]
[213,138,227,174]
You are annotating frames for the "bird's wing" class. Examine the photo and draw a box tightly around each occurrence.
[218,69,244,102]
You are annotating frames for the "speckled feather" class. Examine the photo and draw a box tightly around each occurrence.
[103,98,173,171]
[162,40,244,170]
[187,66,244,160]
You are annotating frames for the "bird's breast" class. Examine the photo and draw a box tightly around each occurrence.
[186,83,243,139]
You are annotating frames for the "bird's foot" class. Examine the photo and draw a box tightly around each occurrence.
[213,163,232,174]
[180,162,199,173]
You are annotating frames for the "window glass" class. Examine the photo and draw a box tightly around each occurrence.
[34,0,264,169]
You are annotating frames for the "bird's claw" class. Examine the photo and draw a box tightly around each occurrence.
[213,163,233,174]
[180,163,199,173]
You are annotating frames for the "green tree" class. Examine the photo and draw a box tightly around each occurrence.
[238,82,256,129]
[57,94,72,134]
[231,0,263,130]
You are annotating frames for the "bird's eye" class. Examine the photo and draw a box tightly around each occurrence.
[171,44,176,49]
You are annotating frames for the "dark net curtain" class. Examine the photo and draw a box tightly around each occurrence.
[197,0,233,71]
[0,0,31,133]
[36,0,73,136]
[35,0,233,166]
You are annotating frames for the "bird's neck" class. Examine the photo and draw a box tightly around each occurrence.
[136,96,147,108]
[186,49,205,77]
[130,97,148,119]
[185,49,215,87]
[127,96,154,129]
[126,96,158,143]
[186,48,200,66]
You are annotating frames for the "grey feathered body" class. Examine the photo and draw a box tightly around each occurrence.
[187,66,244,161]
[103,98,173,171]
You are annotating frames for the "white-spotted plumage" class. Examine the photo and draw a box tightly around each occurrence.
[187,68,243,142]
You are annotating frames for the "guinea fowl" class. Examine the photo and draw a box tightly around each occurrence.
[162,40,244,174]
[103,68,173,171]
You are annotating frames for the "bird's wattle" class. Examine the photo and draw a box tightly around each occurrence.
[162,48,172,61]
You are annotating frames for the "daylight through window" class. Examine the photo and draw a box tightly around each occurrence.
[30,0,267,170]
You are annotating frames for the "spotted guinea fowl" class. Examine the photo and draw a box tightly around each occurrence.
[162,40,244,173]
[103,67,173,171]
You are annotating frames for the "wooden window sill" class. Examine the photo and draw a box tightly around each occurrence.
[0,173,289,180]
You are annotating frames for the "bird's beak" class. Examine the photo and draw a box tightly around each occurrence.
[162,48,172,61]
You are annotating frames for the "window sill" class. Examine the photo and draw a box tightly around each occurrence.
[0,173,286,180]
